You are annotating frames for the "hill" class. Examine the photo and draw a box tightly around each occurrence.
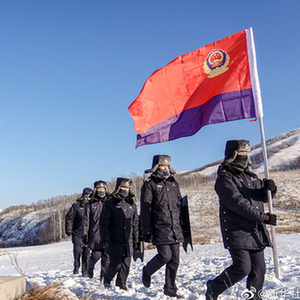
[180,127,300,178]
[0,128,300,248]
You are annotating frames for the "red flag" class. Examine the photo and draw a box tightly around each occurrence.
[129,28,262,148]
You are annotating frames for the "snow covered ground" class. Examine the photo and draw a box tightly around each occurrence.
[1,233,300,300]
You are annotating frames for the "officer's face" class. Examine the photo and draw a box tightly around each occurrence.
[158,165,169,170]
[120,186,129,191]
[237,151,248,156]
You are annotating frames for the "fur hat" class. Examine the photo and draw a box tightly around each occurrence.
[144,155,175,174]
[111,177,135,197]
[79,187,92,200]
[94,180,107,189]
[224,140,251,163]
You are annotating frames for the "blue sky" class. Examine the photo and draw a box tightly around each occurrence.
[0,1,299,209]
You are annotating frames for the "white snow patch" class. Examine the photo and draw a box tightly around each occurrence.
[0,234,300,299]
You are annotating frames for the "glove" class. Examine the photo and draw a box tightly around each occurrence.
[66,231,72,237]
[102,241,109,249]
[143,234,152,243]
[263,213,277,226]
[264,179,276,192]
[82,235,88,244]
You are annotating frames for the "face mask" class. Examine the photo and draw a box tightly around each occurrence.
[233,155,249,170]
[156,168,170,179]
[118,189,129,198]
[97,191,106,198]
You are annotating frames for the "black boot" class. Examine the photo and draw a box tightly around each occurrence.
[82,271,88,277]
[73,268,79,274]
[117,284,128,291]
[88,268,94,278]
[206,280,218,300]
[164,291,183,298]
[142,267,151,288]
[103,277,111,289]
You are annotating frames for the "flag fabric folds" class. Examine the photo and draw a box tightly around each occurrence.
[129,28,262,148]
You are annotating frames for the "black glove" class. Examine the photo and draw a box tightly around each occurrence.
[143,234,152,243]
[66,231,72,237]
[264,179,276,192]
[263,213,277,226]
[102,241,109,249]
[82,235,88,244]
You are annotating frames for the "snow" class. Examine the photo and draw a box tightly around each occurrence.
[197,165,218,178]
[193,128,300,178]
[1,234,300,299]
[255,134,300,174]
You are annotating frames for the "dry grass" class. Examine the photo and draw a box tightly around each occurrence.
[22,279,102,300]
[21,282,66,300]
[20,281,101,300]
[5,251,101,300]
[21,282,110,300]
[20,279,111,300]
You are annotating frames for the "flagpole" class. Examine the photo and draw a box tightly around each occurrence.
[247,27,279,278]
[258,116,280,278]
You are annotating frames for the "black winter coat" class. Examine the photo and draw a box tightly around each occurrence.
[140,174,184,245]
[100,194,139,257]
[65,199,87,246]
[81,196,106,250]
[215,166,275,250]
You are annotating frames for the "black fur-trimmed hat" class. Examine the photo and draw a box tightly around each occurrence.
[111,177,135,197]
[144,155,175,174]
[79,187,92,200]
[94,180,107,189]
[224,140,251,163]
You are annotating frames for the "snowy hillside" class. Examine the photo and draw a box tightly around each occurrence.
[1,234,300,299]
[184,127,300,178]
[0,206,68,247]
[0,209,51,246]
[1,169,300,249]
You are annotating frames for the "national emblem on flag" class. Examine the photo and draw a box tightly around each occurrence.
[129,28,262,148]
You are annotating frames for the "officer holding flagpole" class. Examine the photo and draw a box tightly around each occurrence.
[206,140,277,300]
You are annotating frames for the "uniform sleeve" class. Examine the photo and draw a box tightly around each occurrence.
[215,172,265,224]
[140,180,153,236]
[81,203,90,237]
[65,204,76,235]
[132,205,139,243]
[100,201,111,242]
[254,179,277,203]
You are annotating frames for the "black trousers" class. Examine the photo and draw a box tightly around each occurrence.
[88,249,110,281]
[210,248,266,300]
[144,243,180,296]
[104,255,131,289]
[73,244,89,274]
